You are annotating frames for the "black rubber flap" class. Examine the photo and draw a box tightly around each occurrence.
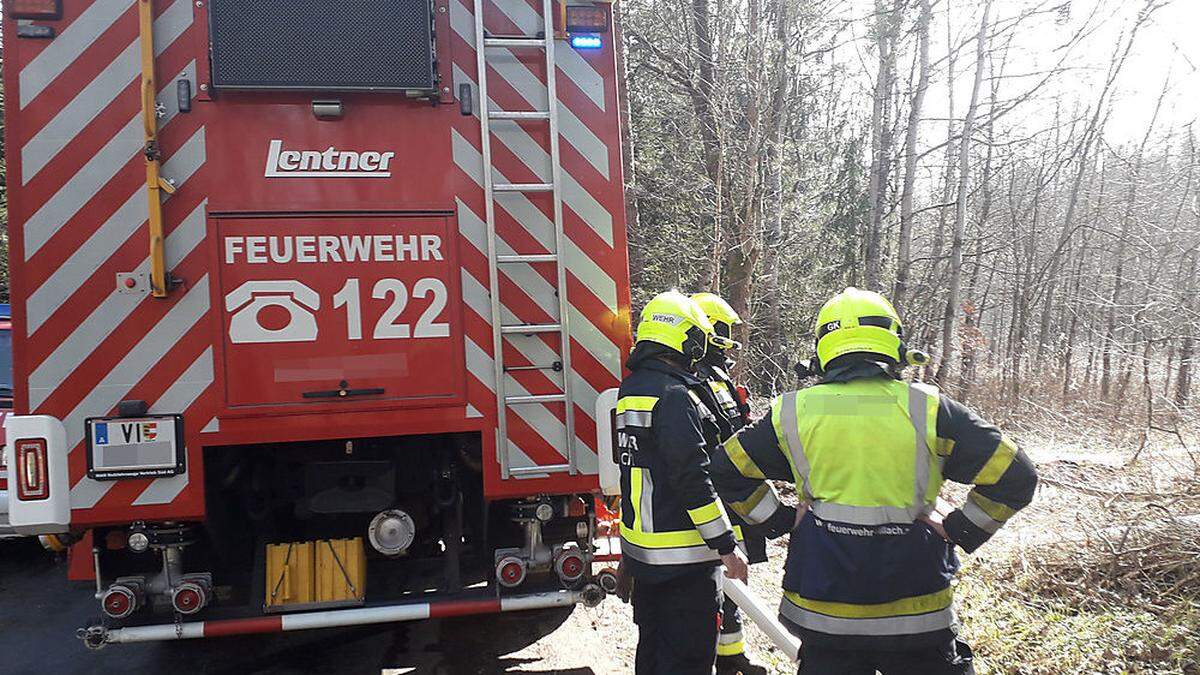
[209,0,436,92]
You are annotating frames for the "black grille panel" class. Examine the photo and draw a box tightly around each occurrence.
[209,0,436,92]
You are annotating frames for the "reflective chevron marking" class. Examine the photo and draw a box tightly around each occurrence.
[28,198,207,409]
[21,1,194,183]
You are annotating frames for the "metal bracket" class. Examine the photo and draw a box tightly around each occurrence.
[117,272,149,296]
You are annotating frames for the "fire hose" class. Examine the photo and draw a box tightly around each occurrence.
[723,578,801,663]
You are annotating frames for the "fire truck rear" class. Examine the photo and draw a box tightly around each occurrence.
[3,0,631,647]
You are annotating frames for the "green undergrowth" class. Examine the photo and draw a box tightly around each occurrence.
[957,562,1200,675]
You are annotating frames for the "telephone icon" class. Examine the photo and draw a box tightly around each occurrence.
[225,280,321,344]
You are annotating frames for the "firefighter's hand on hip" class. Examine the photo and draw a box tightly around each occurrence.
[920,497,953,542]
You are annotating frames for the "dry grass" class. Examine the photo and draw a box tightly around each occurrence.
[944,374,1200,674]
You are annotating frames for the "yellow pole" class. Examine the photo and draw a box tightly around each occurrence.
[138,0,175,298]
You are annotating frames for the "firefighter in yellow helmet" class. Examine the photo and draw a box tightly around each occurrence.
[710,288,1038,674]
[616,290,751,675]
[690,293,768,675]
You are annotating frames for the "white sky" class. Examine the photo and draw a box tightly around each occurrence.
[1105,1,1199,142]
[838,0,1200,148]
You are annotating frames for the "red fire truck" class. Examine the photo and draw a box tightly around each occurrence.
[3,0,631,648]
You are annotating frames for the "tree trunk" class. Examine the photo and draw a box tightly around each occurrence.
[934,0,990,386]
[893,0,931,311]
[865,0,900,291]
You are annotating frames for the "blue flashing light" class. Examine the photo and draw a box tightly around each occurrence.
[570,35,603,50]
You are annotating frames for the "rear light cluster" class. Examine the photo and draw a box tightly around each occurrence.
[9,0,62,20]
[15,439,50,501]
[565,5,609,33]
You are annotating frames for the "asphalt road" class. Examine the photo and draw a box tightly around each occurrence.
[0,539,602,675]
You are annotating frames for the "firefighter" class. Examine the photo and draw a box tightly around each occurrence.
[709,288,1038,675]
[617,290,751,675]
[690,292,768,675]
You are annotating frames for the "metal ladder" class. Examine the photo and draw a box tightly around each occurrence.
[472,0,576,479]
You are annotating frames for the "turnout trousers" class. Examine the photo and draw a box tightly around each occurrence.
[718,594,745,656]
[633,566,723,675]
[797,640,976,675]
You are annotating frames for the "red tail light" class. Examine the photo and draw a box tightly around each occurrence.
[565,5,610,33]
[15,438,50,501]
[9,0,62,20]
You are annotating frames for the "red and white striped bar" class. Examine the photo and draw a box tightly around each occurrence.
[96,590,580,645]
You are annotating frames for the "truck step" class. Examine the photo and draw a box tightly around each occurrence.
[501,323,561,335]
[484,37,547,48]
[489,110,551,121]
[497,253,558,263]
[494,182,554,193]
[505,393,566,404]
[510,464,572,476]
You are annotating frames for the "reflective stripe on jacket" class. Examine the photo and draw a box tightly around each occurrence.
[617,359,740,576]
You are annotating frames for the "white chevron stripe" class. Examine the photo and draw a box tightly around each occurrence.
[23,58,199,260]
[29,198,208,409]
[448,26,609,182]
[461,272,599,474]
[130,347,214,506]
[459,269,599,422]
[451,64,613,245]
[457,199,620,383]
[22,1,194,183]
[462,340,550,478]
[472,0,607,112]
[19,0,133,109]
[201,417,219,433]
[451,130,617,312]
[27,120,205,336]
[69,276,212,510]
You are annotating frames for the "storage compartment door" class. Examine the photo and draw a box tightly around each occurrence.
[216,214,464,409]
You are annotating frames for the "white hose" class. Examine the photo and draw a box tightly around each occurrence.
[723,579,801,662]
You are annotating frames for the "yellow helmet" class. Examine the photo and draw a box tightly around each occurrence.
[636,291,716,361]
[691,292,743,349]
[814,288,903,369]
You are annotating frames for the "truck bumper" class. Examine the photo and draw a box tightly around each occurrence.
[82,589,590,648]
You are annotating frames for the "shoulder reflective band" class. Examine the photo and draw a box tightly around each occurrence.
[616,396,657,428]
[617,396,658,412]
[723,435,766,480]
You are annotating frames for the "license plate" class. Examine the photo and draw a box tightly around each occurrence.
[85,415,185,481]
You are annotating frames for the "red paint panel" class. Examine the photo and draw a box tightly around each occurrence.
[213,214,465,412]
